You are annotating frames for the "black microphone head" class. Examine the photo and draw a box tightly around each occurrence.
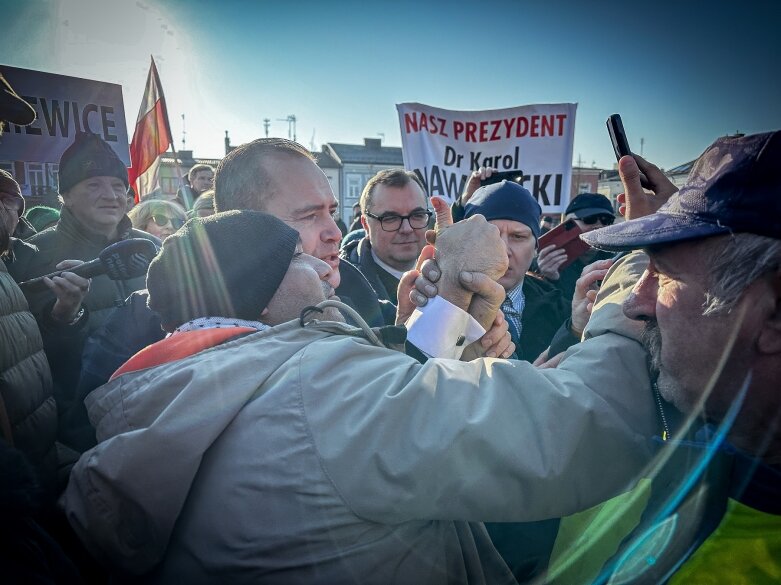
[98,239,159,281]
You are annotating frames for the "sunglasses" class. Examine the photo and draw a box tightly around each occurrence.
[151,214,184,229]
[582,214,615,226]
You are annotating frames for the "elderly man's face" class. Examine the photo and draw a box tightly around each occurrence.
[623,237,766,423]
[261,156,343,287]
[361,182,429,272]
[63,176,126,236]
[263,242,343,325]
[490,219,536,292]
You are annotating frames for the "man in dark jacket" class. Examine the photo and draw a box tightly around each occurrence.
[340,169,430,305]
[8,132,158,436]
[462,180,571,362]
[0,172,58,501]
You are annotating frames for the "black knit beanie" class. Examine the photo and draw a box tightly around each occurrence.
[58,132,129,194]
[464,180,542,241]
[146,210,299,328]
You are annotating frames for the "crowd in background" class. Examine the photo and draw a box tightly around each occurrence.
[1,70,780,584]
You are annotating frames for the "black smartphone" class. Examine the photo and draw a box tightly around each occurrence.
[480,170,524,187]
[606,114,631,160]
[606,114,651,188]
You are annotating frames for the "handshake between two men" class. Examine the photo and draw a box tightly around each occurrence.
[395,190,611,364]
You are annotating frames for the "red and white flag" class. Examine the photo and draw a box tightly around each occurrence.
[128,56,173,201]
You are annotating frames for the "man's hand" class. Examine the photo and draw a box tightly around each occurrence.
[533,349,565,369]
[460,166,495,205]
[435,215,507,315]
[396,245,435,325]
[407,247,512,355]
[473,310,514,359]
[616,154,678,220]
[45,259,90,323]
[536,244,568,281]
[570,258,614,337]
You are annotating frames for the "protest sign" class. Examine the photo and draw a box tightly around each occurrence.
[0,65,129,195]
[396,102,577,213]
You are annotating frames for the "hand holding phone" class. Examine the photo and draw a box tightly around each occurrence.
[606,114,651,189]
[480,170,525,187]
[536,219,591,272]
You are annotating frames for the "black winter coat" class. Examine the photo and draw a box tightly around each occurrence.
[0,262,58,498]
[7,209,158,433]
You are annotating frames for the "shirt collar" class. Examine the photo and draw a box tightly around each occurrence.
[504,280,525,312]
[370,248,405,280]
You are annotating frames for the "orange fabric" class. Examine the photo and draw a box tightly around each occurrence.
[111,327,256,380]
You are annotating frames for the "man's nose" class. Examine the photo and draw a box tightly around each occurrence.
[623,269,658,321]
[501,233,512,257]
[398,217,414,234]
[323,217,341,242]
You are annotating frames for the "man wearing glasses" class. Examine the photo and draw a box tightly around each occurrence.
[341,169,431,305]
[536,192,616,300]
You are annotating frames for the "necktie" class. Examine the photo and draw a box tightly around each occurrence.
[501,296,521,346]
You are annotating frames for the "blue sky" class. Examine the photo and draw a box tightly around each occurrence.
[3,0,779,169]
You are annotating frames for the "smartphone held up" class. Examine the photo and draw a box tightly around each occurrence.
[606,114,651,189]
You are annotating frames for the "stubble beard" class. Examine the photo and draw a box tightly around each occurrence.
[320,281,345,323]
[641,320,690,412]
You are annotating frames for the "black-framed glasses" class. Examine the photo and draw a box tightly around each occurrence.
[151,214,185,229]
[582,214,615,226]
[364,210,433,232]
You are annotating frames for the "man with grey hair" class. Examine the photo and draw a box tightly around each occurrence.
[573,130,781,582]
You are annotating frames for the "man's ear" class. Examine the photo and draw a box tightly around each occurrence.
[360,214,369,232]
[757,269,781,355]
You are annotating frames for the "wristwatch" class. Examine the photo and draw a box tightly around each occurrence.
[65,306,86,326]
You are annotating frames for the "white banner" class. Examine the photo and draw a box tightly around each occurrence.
[396,102,577,213]
[0,65,129,166]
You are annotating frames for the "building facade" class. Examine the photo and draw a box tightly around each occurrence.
[322,138,404,224]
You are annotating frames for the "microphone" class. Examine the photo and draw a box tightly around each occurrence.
[18,239,159,291]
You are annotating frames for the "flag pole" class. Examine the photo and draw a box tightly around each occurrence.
[149,56,189,207]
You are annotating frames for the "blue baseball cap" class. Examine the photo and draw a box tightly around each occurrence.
[583,131,781,251]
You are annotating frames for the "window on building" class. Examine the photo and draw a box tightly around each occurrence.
[46,163,59,190]
[160,177,178,195]
[348,174,366,199]
[578,182,591,194]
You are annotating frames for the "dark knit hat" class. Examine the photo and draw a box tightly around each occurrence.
[147,210,299,328]
[565,193,614,219]
[58,132,129,194]
[464,180,542,241]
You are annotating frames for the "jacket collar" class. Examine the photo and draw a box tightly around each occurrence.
[56,206,132,247]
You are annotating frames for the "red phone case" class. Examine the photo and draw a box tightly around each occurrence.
[537,220,591,270]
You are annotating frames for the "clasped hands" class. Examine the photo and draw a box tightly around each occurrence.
[395,196,512,359]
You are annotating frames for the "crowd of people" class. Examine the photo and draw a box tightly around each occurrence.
[1,70,779,584]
